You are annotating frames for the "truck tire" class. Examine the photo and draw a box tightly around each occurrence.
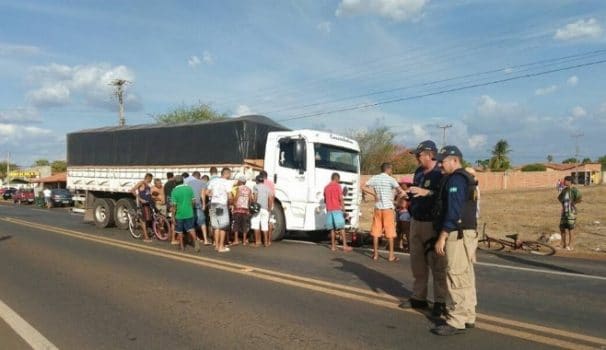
[93,198,115,228]
[271,201,286,241]
[114,198,135,230]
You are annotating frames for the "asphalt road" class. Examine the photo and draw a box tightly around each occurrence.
[0,203,605,349]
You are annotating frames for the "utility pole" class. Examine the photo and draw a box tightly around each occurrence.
[6,152,10,186]
[110,79,130,126]
[437,124,453,148]
[571,132,583,161]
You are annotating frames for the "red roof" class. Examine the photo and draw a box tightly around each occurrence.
[30,172,67,183]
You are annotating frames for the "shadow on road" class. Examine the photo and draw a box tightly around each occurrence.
[484,251,585,274]
[332,258,411,300]
[0,235,13,242]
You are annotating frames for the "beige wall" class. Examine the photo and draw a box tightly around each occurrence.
[361,164,603,192]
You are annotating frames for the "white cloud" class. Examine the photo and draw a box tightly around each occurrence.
[233,104,253,117]
[0,107,40,124]
[188,55,200,67]
[535,85,558,96]
[554,18,603,41]
[0,123,52,144]
[317,21,332,34]
[0,43,41,56]
[202,50,214,64]
[25,63,140,111]
[571,106,587,119]
[335,0,428,22]
[26,83,70,107]
[468,134,487,150]
[567,75,579,86]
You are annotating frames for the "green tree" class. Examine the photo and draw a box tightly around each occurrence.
[598,155,606,171]
[489,139,511,171]
[581,157,592,164]
[546,154,553,162]
[51,160,67,173]
[34,159,50,167]
[391,145,417,174]
[348,126,396,174]
[521,163,547,172]
[562,158,578,164]
[152,102,227,124]
[0,161,19,180]
[476,159,490,170]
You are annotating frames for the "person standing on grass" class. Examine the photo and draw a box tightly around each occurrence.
[558,175,582,251]
[171,175,200,252]
[362,162,405,262]
[324,173,352,252]
[399,140,448,317]
[432,145,479,336]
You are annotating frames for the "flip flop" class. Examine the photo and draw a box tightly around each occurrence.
[372,254,379,261]
[342,246,353,253]
[388,256,400,263]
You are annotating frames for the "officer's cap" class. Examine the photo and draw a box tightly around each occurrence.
[435,145,463,161]
[415,140,437,155]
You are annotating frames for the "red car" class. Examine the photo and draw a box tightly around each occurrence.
[13,189,35,204]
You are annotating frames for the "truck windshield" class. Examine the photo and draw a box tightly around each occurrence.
[314,144,359,173]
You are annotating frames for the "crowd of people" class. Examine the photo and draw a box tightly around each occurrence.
[127,140,489,336]
[131,167,276,253]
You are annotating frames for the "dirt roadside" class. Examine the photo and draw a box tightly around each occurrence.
[358,184,606,259]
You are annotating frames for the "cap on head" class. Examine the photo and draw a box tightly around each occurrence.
[415,140,438,155]
[435,145,463,161]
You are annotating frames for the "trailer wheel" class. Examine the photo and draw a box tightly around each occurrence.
[93,198,115,228]
[114,198,135,230]
[271,201,286,241]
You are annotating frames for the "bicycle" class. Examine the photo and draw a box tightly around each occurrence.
[477,223,556,256]
[126,205,170,241]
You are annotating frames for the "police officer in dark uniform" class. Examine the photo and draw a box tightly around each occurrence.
[400,140,447,317]
[431,145,479,336]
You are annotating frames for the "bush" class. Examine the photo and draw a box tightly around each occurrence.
[521,163,546,172]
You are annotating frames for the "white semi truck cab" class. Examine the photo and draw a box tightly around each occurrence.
[264,130,361,234]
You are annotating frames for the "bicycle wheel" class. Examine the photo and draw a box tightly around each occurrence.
[152,215,170,241]
[477,237,505,251]
[521,241,556,256]
[127,209,143,239]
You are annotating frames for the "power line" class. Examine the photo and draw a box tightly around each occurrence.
[262,49,606,116]
[277,58,606,122]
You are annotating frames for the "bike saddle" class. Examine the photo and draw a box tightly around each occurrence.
[505,233,518,240]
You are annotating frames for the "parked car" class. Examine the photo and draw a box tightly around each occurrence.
[13,189,35,204]
[50,188,73,207]
[2,188,18,200]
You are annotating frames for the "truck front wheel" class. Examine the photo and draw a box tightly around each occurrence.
[93,198,115,228]
[271,201,286,241]
[114,198,135,230]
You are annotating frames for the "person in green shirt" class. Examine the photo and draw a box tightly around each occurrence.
[171,175,200,252]
[558,175,582,251]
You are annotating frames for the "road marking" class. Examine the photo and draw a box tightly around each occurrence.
[2,216,606,350]
[0,298,59,350]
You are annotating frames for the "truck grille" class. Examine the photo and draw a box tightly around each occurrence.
[339,181,357,217]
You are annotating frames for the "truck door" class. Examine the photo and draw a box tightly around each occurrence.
[274,138,308,229]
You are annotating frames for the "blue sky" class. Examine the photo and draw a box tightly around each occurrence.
[1,0,605,166]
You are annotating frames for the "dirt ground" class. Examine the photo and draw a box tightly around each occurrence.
[358,184,606,258]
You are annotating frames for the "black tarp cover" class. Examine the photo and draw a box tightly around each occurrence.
[67,115,290,166]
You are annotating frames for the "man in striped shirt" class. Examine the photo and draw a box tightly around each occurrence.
[363,163,405,261]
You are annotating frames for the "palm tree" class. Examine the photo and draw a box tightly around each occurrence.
[489,139,511,170]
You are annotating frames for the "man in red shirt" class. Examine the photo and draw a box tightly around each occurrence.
[324,173,352,252]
